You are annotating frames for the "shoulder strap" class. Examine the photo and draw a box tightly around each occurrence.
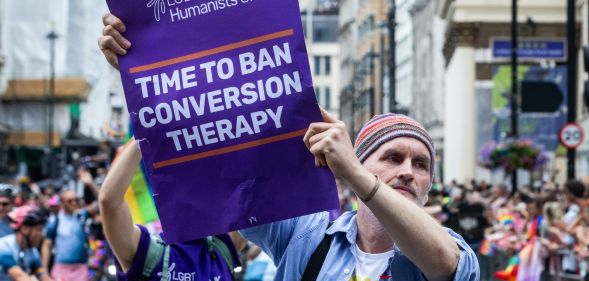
[47,214,59,241]
[159,244,171,281]
[140,235,168,281]
[207,236,235,277]
[301,222,334,281]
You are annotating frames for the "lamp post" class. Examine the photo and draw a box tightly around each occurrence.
[510,0,518,193]
[387,0,397,113]
[566,0,577,179]
[47,27,58,178]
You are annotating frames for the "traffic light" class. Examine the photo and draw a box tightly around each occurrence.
[521,81,563,113]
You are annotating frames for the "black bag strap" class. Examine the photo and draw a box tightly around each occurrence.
[301,222,334,281]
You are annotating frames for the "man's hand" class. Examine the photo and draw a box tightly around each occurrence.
[79,167,100,200]
[78,168,94,186]
[303,108,363,185]
[98,13,131,69]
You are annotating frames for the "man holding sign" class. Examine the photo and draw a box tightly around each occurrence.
[99,1,479,280]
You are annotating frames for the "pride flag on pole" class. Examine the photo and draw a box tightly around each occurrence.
[124,157,159,224]
[516,216,543,281]
[118,130,159,225]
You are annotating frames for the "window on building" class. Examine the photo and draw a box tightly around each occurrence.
[324,56,331,75]
[315,87,321,103]
[314,56,321,75]
[325,87,331,110]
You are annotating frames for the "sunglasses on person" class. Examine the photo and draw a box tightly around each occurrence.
[64,198,78,204]
[0,201,11,207]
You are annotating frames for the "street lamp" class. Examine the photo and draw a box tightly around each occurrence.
[46,26,59,178]
[387,0,397,113]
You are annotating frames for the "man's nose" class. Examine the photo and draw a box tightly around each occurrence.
[396,159,415,182]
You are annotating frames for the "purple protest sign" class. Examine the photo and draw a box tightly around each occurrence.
[105,0,339,243]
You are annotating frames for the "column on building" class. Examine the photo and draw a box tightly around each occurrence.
[443,25,477,183]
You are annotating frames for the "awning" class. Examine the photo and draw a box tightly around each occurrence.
[1,78,89,103]
[6,131,61,147]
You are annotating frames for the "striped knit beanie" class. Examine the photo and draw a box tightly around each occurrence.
[354,114,435,185]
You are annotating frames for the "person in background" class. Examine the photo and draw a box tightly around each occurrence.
[41,169,99,281]
[0,205,53,281]
[99,140,239,281]
[0,185,16,238]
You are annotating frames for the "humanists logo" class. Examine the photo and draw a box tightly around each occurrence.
[147,0,167,21]
[146,0,252,23]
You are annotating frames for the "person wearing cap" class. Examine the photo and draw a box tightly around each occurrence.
[0,185,15,238]
[0,205,53,281]
[239,112,479,281]
[98,13,479,280]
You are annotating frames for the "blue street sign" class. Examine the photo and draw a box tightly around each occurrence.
[492,38,566,60]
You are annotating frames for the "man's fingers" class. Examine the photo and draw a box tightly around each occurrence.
[309,131,330,167]
[319,107,337,123]
[102,13,126,33]
[303,122,332,149]
[103,25,131,49]
[308,130,331,148]
[309,138,329,167]
[99,35,127,56]
[102,49,120,69]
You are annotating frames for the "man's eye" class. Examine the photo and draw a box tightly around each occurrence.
[389,155,401,163]
[415,161,428,170]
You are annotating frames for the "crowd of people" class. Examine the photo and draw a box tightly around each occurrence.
[3,166,589,281]
[421,178,589,280]
[0,167,113,281]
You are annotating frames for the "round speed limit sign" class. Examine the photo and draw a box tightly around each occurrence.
[559,123,585,149]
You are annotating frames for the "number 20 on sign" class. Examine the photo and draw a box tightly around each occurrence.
[559,123,585,149]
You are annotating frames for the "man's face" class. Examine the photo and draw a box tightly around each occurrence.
[21,224,45,248]
[61,191,78,213]
[0,196,12,218]
[362,137,431,206]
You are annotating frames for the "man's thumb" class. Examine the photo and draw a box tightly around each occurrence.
[319,107,337,123]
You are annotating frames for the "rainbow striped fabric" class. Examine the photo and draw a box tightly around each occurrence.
[479,239,496,256]
[494,255,519,281]
[124,157,159,224]
[497,213,515,226]
[119,129,159,225]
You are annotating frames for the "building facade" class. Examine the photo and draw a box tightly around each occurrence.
[338,0,417,137]
[437,0,586,184]
[410,0,446,181]
[0,0,126,179]
[304,12,341,118]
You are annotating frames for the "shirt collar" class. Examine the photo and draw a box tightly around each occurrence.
[326,211,358,245]
[326,211,402,255]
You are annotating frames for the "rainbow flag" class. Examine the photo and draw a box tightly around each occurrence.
[495,255,519,281]
[124,158,159,224]
[118,133,159,225]
[516,216,543,281]
[497,213,515,226]
[479,239,496,256]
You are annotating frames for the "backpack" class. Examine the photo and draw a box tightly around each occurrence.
[140,235,236,281]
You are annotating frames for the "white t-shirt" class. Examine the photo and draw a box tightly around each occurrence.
[350,245,394,281]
